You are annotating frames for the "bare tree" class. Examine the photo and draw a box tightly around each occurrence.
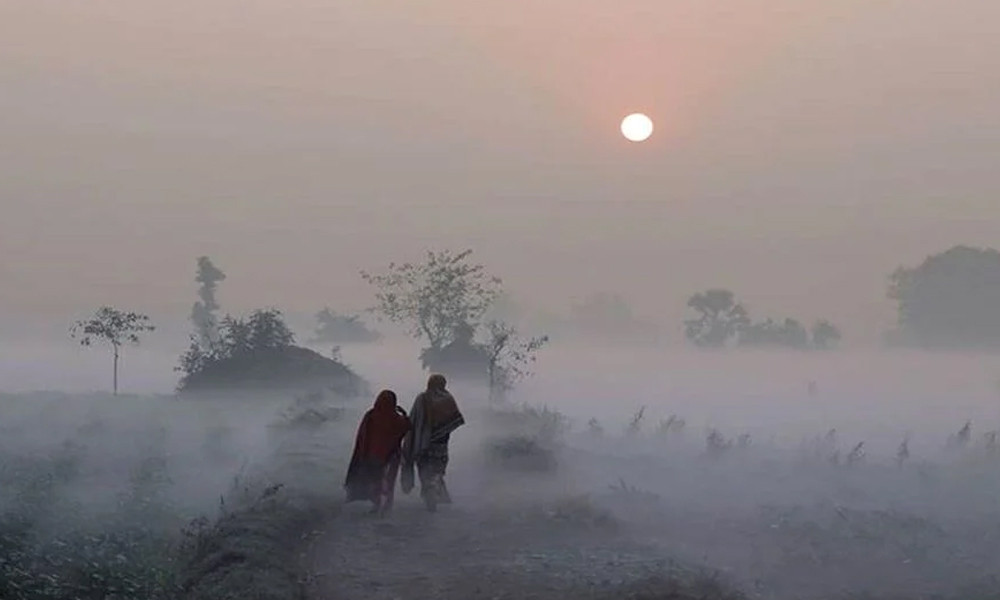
[71,307,155,395]
[484,320,548,403]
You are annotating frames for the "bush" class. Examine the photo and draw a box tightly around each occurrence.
[178,309,368,396]
[481,404,568,472]
[484,435,558,472]
[179,346,367,396]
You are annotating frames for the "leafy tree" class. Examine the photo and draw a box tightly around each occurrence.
[310,308,381,344]
[178,308,296,382]
[811,320,842,350]
[484,320,549,403]
[246,308,296,349]
[360,249,502,352]
[218,314,253,357]
[71,307,155,395]
[190,256,226,349]
[684,289,750,348]
[888,245,1000,348]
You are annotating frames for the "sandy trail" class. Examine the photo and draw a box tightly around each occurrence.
[302,499,680,600]
[299,444,687,600]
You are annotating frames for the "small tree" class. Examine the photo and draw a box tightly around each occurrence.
[684,289,750,348]
[71,307,155,395]
[484,320,548,403]
[361,248,502,353]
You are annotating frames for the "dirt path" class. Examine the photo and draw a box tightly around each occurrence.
[301,486,690,600]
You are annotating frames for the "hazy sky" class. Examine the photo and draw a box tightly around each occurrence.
[2,1,998,341]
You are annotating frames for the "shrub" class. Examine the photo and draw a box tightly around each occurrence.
[178,309,367,396]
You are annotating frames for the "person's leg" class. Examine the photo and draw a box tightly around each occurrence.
[416,459,438,512]
[437,446,452,504]
[379,457,400,516]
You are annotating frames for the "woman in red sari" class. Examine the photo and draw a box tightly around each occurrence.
[344,390,411,515]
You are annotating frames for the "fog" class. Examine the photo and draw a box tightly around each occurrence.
[5,338,1000,598]
[4,0,1000,597]
[6,337,1000,445]
[3,1,1000,340]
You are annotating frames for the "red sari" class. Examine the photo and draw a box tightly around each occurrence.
[344,390,411,514]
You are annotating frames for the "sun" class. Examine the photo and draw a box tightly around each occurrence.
[620,113,653,142]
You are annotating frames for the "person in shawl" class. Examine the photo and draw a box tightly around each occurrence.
[400,374,465,512]
[344,390,411,516]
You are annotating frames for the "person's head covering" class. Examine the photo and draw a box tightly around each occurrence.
[373,389,398,412]
[427,374,447,392]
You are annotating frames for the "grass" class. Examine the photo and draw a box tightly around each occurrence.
[0,444,184,600]
[6,392,1000,600]
[0,390,345,600]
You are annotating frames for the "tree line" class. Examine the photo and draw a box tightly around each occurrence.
[70,244,1000,395]
[683,289,841,350]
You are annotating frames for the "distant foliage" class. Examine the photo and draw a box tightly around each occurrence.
[226,309,296,352]
[888,245,1000,348]
[684,289,750,348]
[179,308,294,382]
[190,256,226,350]
[811,320,842,350]
[685,289,842,351]
[363,249,548,390]
[71,306,155,395]
[309,308,381,344]
[177,308,364,395]
[482,403,568,472]
[418,321,490,378]
[484,320,549,402]
[361,248,502,352]
[739,318,810,350]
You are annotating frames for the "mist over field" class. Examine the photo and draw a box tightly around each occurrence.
[6,337,1000,445]
[5,326,1000,598]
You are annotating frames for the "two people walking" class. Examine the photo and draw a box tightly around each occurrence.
[344,374,465,515]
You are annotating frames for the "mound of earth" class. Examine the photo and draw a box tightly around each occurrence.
[178,346,368,397]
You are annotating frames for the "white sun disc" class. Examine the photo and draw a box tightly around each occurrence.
[621,113,653,142]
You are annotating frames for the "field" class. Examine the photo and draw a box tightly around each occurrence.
[3,344,1000,599]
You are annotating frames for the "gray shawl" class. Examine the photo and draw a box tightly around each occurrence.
[400,387,465,492]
